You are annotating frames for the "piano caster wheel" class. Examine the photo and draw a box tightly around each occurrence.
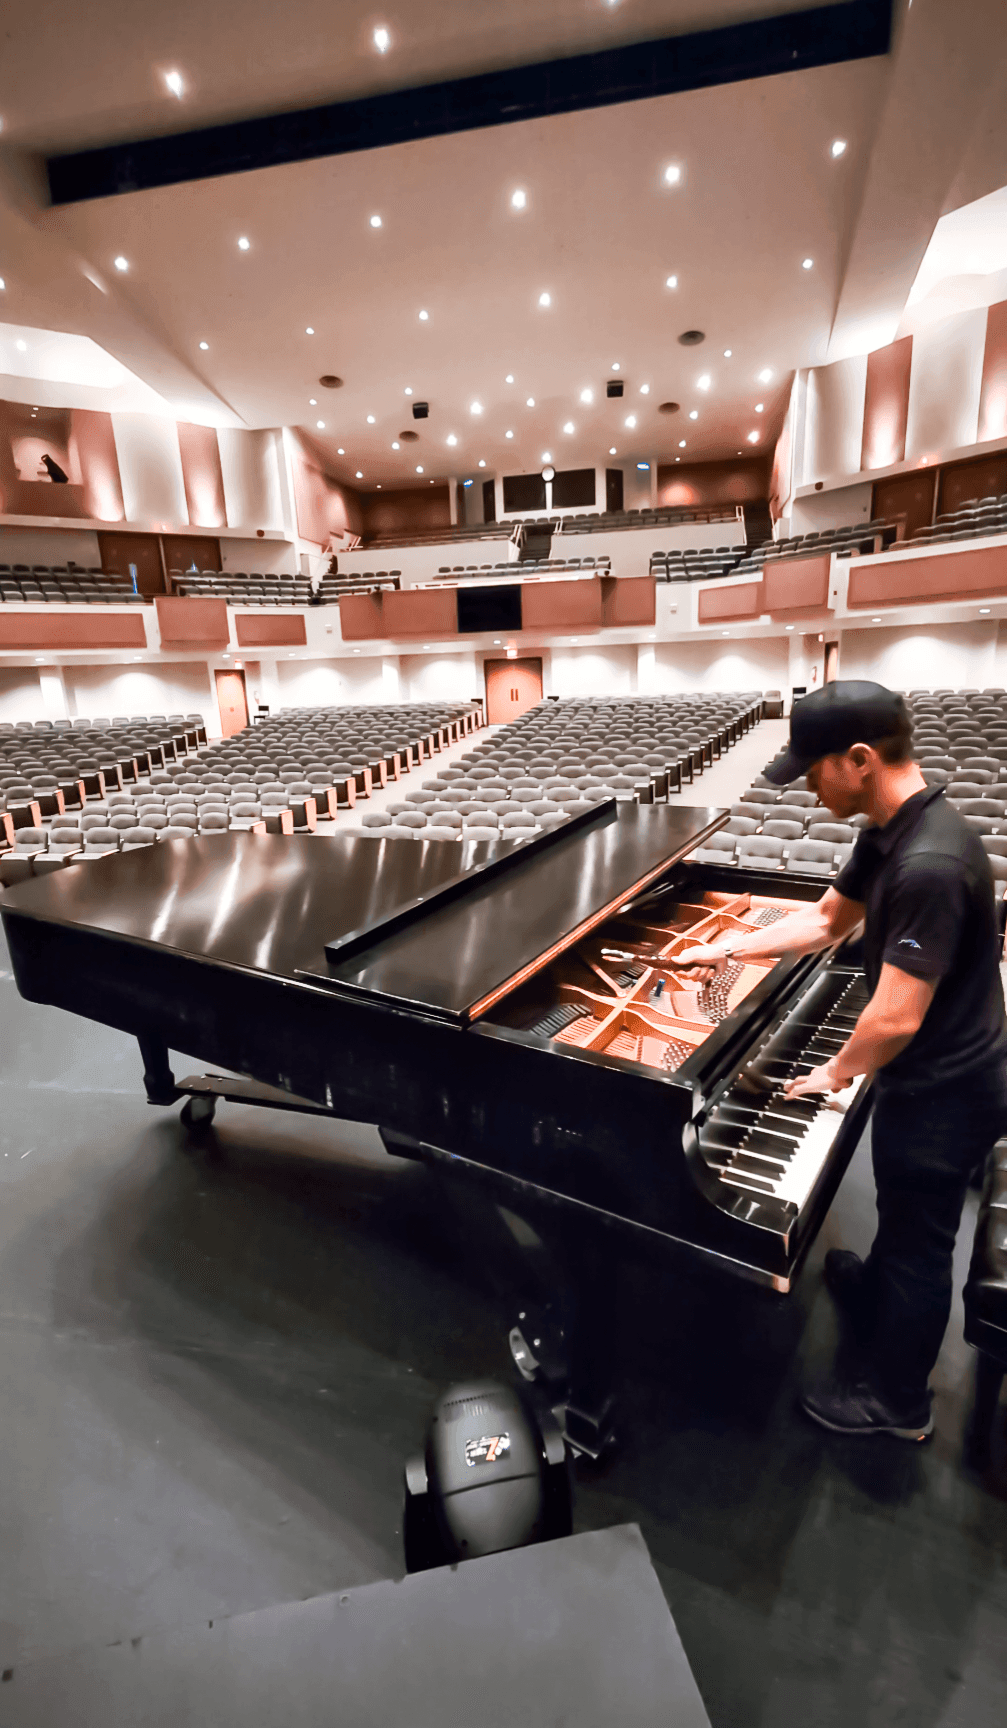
[509,1326,542,1382]
[180,1095,217,1133]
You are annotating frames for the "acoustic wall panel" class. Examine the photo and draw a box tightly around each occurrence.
[978,299,1007,444]
[0,612,147,650]
[860,337,912,471]
[338,593,385,640]
[904,309,985,464]
[177,423,227,529]
[234,613,307,647]
[154,595,229,647]
[521,577,602,629]
[762,554,830,613]
[696,581,764,624]
[111,413,188,527]
[847,545,1007,608]
[600,576,656,626]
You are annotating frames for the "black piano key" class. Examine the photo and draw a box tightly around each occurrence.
[744,1128,800,1159]
[727,1152,787,1181]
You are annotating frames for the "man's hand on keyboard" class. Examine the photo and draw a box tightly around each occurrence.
[785,1058,852,1100]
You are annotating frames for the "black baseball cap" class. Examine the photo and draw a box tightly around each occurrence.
[763,680,908,785]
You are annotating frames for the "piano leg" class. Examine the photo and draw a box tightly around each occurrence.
[137,1036,181,1107]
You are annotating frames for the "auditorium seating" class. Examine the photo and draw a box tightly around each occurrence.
[0,701,480,883]
[907,492,1007,548]
[649,546,746,581]
[342,692,763,842]
[706,686,1007,885]
[172,570,315,606]
[426,555,610,583]
[727,520,893,578]
[0,565,145,603]
[555,504,741,535]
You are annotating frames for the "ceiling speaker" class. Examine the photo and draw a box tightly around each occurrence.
[606,380,624,398]
[412,401,429,419]
[677,330,705,346]
[659,401,681,414]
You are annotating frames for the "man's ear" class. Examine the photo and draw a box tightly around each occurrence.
[845,743,875,774]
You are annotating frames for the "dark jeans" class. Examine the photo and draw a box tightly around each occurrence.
[862,1071,1007,1400]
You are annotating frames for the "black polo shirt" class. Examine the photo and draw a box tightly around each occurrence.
[834,786,1007,1093]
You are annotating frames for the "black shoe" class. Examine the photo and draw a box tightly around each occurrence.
[801,1374,934,1442]
[824,1249,874,1337]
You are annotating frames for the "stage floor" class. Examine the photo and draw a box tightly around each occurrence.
[0,921,1005,1725]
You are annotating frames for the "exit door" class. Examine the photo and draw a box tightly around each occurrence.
[484,657,543,724]
[215,669,248,737]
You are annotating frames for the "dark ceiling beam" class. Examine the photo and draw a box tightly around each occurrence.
[47,0,891,206]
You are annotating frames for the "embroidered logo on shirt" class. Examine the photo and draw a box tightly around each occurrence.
[898,937,922,950]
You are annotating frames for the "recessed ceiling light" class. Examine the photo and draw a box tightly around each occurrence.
[356,470,363,478]
[580,388,594,405]
[611,362,621,372]
[416,465,424,473]
[980,607,991,614]
[666,275,678,289]
[747,430,760,443]
[831,138,848,158]
[16,339,28,351]
[338,447,345,454]
[367,414,376,424]
[305,326,314,335]
[164,70,184,97]
[722,632,730,637]
[373,25,391,52]
[316,420,325,429]
[678,440,686,448]
[113,256,128,271]
[802,258,814,270]
[624,415,637,428]
[237,236,250,250]
[663,164,682,185]
[538,291,552,308]
[697,374,710,391]
[871,617,882,623]
[505,374,515,383]
[199,341,209,350]
[418,309,429,321]
[309,397,317,404]
[505,430,514,438]
[404,387,413,396]
[526,397,535,407]
[353,649,361,654]
[785,624,794,631]
[542,451,552,463]
[471,401,483,415]
[446,434,458,446]
[392,441,400,449]
[723,348,732,358]
[0,278,5,291]
[478,459,486,468]
[675,456,680,462]
[758,367,773,383]
[640,385,652,397]
[369,214,382,228]
[511,189,527,210]
[688,410,698,420]
[563,421,575,434]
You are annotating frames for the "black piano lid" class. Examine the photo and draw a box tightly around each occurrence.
[297,803,725,1022]
[0,808,723,1022]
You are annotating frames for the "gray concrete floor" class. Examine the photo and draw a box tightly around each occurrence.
[2,746,1007,1721]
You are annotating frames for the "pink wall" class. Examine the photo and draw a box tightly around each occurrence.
[68,410,125,522]
[978,300,1007,444]
[290,442,363,546]
[861,337,913,471]
[177,422,226,529]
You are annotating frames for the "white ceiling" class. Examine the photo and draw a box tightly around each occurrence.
[3,0,1007,493]
[2,0,839,154]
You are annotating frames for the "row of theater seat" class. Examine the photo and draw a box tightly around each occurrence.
[0,701,481,883]
[171,571,316,606]
[0,565,143,604]
[343,691,763,842]
[909,493,1007,548]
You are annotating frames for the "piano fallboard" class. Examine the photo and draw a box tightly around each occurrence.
[0,820,868,1290]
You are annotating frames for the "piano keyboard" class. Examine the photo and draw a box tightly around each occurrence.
[700,971,870,1211]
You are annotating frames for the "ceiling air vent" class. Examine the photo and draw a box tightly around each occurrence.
[318,374,343,387]
[677,330,705,346]
[399,430,420,442]
[659,401,681,414]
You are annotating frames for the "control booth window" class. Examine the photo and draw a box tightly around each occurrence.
[551,468,596,509]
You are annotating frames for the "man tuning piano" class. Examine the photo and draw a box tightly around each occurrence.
[674,680,1007,1442]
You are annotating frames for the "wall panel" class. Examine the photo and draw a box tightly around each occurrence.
[805,354,868,483]
[904,309,985,463]
[0,668,45,722]
[111,413,187,527]
[0,612,146,650]
[234,614,307,647]
[847,544,1007,608]
[219,428,285,532]
[861,337,912,471]
[652,638,789,693]
[697,581,764,624]
[978,300,1007,444]
[64,663,217,727]
[155,595,229,647]
[177,423,227,529]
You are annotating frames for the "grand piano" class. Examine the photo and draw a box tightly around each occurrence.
[1,800,871,1451]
